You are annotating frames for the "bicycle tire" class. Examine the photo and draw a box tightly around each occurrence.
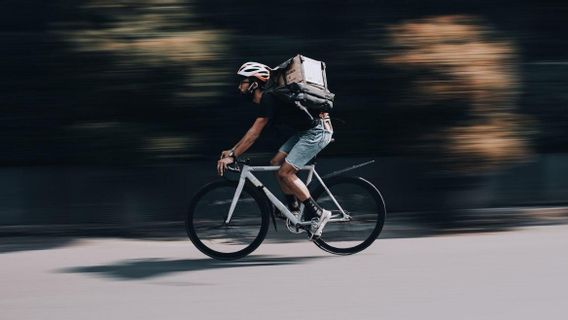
[311,175,386,255]
[186,180,270,260]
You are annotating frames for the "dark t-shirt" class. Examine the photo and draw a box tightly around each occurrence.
[257,91,316,131]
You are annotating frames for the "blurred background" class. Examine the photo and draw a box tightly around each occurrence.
[1,0,567,231]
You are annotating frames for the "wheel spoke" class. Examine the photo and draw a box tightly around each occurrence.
[312,176,386,255]
[186,181,269,260]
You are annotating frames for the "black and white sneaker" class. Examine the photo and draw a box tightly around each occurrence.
[309,209,332,239]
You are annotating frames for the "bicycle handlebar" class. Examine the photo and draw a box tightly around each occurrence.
[226,158,250,173]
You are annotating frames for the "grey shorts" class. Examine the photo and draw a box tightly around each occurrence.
[278,120,333,170]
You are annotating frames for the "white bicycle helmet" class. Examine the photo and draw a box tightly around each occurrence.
[237,62,271,82]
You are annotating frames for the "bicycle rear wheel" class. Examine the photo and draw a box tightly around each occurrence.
[186,180,270,260]
[311,176,386,255]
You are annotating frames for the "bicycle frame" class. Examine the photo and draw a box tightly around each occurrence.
[226,164,350,226]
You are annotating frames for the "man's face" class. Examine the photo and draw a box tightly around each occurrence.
[238,78,251,95]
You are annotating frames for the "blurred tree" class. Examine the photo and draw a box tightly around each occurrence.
[1,0,566,166]
[380,15,534,174]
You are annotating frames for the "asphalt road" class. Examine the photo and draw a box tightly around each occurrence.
[2,224,567,320]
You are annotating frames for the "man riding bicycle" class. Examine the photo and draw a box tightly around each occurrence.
[217,61,334,238]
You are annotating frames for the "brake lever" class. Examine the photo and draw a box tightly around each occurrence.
[226,162,241,173]
[226,157,250,173]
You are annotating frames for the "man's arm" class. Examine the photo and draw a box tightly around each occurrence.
[232,117,269,157]
[217,117,269,176]
[220,117,269,159]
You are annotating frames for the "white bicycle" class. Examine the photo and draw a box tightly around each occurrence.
[186,159,386,260]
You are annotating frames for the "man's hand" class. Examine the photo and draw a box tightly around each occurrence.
[217,157,234,176]
[220,149,232,159]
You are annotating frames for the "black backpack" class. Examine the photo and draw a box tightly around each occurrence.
[267,55,335,114]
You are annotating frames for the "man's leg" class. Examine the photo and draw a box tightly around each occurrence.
[270,152,293,195]
[271,152,300,214]
[278,162,331,239]
[276,162,311,202]
[278,123,334,238]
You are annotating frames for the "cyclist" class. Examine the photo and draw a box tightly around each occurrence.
[217,61,334,238]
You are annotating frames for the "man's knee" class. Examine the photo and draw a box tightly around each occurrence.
[278,163,297,180]
[270,152,287,166]
[277,167,288,180]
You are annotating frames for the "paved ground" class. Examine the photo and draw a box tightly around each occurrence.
[2,222,567,320]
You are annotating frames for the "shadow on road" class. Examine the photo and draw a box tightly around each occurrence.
[59,255,329,280]
[0,237,77,254]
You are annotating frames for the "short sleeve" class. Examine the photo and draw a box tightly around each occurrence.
[257,92,275,119]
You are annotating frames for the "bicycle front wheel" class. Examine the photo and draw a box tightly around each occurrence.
[312,176,386,255]
[186,180,270,260]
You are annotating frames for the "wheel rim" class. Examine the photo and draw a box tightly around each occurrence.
[313,178,385,254]
[189,184,266,258]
